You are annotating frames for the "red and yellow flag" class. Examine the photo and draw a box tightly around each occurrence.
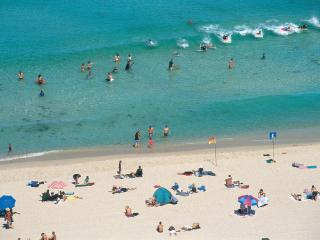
[208,136,216,144]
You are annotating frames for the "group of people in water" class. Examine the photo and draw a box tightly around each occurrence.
[16,71,46,96]
[134,125,169,148]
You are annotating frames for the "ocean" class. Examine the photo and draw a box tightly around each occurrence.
[1,0,320,157]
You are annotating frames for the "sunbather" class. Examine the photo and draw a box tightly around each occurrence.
[311,185,318,201]
[225,175,240,188]
[145,197,158,207]
[257,189,269,207]
[111,186,136,194]
[135,166,143,177]
[157,221,164,233]
[124,206,139,217]
[181,223,201,231]
[291,193,302,201]
[168,226,177,236]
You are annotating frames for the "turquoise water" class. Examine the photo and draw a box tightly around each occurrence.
[1,0,320,156]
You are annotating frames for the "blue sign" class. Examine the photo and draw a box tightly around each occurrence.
[269,132,277,140]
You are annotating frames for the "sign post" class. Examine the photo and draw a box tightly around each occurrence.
[208,136,217,166]
[269,132,277,162]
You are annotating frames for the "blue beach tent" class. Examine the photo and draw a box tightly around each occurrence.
[153,187,174,205]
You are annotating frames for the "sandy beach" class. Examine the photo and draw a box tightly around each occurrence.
[1,142,319,240]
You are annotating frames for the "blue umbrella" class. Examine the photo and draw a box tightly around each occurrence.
[0,195,16,210]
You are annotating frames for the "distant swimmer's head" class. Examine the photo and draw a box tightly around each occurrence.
[40,90,44,97]
[38,74,42,78]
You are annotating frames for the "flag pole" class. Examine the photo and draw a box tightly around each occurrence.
[214,142,217,166]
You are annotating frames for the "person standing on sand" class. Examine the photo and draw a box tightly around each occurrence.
[157,221,164,233]
[118,160,122,175]
[163,125,170,137]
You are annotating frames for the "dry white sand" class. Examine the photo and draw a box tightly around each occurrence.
[1,143,320,240]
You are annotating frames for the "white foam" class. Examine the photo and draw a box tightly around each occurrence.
[234,25,252,36]
[0,150,61,162]
[307,16,320,28]
[263,22,300,36]
[177,39,189,48]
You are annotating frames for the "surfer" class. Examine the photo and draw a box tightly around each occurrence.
[17,71,24,80]
[228,58,235,69]
[298,24,308,30]
[168,59,174,71]
[200,43,207,52]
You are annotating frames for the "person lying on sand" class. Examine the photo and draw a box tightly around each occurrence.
[291,193,303,201]
[145,197,158,207]
[181,223,201,231]
[111,185,136,194]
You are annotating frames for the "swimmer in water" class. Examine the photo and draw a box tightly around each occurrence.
[17,71,24,80]
[87,61,93,78]
[163,125,170,137]
[223,35,228,40]
[200,43,207,52]
[106,72,113,81]
[36,74,45,85]
[114,53,120,64]
[40,89,45,97]
[261,53,266,60]
[228,58,235,69]
[112,66,118,73]
[168,59,174,71]
[187,19,193,25]
[80,63,85,72]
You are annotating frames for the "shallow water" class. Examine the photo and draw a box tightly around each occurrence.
[1,0,320,156]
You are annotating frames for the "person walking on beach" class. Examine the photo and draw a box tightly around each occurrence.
[228,58,235,69]
[163,125,170,137]
[134,130,141,148]
[118,160,122,175]
[17,71,24,80]
[40,233,48,240]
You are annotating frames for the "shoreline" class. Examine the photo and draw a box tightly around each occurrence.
[1,126,319,168]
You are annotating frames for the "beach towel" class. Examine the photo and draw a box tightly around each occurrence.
[75,182,95,187]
